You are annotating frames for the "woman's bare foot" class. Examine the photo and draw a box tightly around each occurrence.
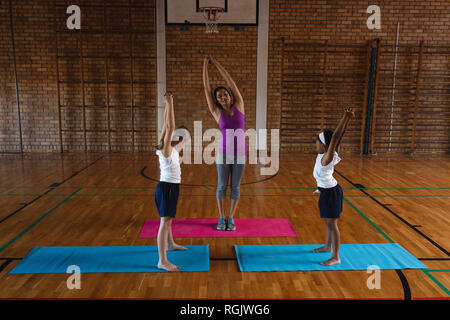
[320,257,341,266]
[313,246,332,253]
[168,243,188,251]
[157,261,180,272]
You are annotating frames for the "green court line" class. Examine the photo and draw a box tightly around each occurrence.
[72,194,321,197]
[0,186,199,190]
[344,196,450,297]
[361,187,450,190]
[2,185,448,295]
[422,270,450,296]
[0,186,65,189]
[339,195,450,198]
[1,193,450,198]
[1,185,450,190]
[179,194,321,197]
[343,197,394,243]
[77,194,157,197]
[347,195,450,197]
[83,186,199,189]
[0,194,70,197]
[0,187,82,254]
[240,187,450,190]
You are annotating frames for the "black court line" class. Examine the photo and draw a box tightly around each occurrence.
[0,156,104,225]
[212,256,412,301]
[0,258,22,273]
[395,270,412,300]
[419,258,450,261]
[0,260,12,273]
[141,165,278,187]
[335,170,450,257]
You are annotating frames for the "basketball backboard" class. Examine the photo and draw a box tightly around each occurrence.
[165,0,259,25]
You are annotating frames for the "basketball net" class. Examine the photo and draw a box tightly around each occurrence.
[199,7,224,34]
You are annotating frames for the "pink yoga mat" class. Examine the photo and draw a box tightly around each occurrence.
[138,219,297,238]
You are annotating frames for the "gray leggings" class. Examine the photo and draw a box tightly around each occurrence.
[216,155,246,200]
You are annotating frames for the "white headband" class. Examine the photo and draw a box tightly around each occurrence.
[318,132,326,145]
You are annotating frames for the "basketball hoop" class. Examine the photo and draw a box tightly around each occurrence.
[199,6,225,34]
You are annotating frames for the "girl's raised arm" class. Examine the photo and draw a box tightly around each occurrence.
[322,108,354,166]
[162,93,175,158]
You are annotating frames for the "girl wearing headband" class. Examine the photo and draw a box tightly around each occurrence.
[312,108,354,266]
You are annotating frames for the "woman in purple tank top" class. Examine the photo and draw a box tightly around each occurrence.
[202,55,246,231]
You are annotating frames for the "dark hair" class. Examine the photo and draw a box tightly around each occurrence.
[318,129,342,149]
[213,87,233,110]
[323,130,334,147]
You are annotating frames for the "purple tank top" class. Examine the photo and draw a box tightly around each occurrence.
[218,105,247,156]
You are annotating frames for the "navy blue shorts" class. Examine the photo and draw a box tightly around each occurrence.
[318,184,343,219]
[155,181,180,218]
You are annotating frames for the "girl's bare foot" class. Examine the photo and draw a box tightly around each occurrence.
[320,257,341,266]
[157,261,180,272]
[168,243,188,251]
[313,246,332,253]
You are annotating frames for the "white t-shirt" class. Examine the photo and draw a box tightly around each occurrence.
[313,152,341,188]
[156,148,181,183]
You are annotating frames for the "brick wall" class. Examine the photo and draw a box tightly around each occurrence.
[0,0,448,153]
[0,2,17,152]
[268,0,450,154]
[0,0,59,152]
[0,0,157,153]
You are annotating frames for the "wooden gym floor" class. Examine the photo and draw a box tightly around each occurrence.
[0,153,449,299]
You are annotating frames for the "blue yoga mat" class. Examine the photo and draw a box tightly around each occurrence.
[10,245,209,274]
[235,243,427,272]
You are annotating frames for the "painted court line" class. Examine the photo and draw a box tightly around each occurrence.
[0,188,82,254]
[422,270,450,296]
[0,186,199,190]
[1,185,450,190]
[1,193,450,198]
[0,156,104,226]
[343,197,394,243]
[336,170,450,256]
[1,186,448,296]
[344,196,450,297]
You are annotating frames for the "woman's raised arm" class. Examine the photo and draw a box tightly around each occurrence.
[203,56,221,122]
[209,56,244,114]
